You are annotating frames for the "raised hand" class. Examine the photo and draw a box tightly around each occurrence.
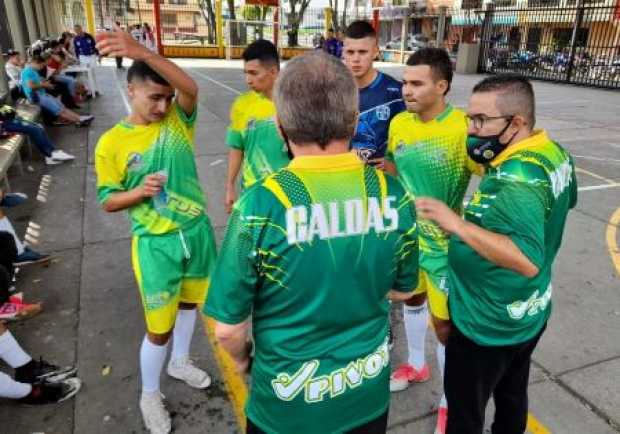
[96,24,151,61]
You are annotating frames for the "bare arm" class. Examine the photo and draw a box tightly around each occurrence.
[96,25,198,115]
[27,79,53,91]
[102,173,164,213]
[225,149,243,214]
[383,160,397,176]
[214,319,251,373]
[416,197,539,278]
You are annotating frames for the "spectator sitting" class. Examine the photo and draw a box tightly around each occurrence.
[47,42,88,105]
[59,32,78,66]
[0,322,81,404]
[0,286,82,405]
[0,105,75,166]
[0,191,52,266]
[32,52,81,111]
[4,50,26,101]
[58,34,77,63]
[0,232,81,403]
[0,231,41,321]
[21,55,94,127]
[0,318,81,403]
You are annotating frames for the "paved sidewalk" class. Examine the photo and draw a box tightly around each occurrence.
[1,59,618,434]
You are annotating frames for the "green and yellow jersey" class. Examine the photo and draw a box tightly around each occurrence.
[386,105,481,258]
[205,153,418,434]
[95,102,207,236]
[227,91,290,189]
[449,130,578,346]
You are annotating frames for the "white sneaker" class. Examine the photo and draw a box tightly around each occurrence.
[78,115,94,122]
[167,356,212,389]
[140,392,171,434]
[45,157,62,166]
[51,150,75,161]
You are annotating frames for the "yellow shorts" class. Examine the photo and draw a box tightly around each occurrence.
[411,255,449,320]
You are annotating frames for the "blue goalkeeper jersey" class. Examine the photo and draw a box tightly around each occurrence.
[350,71,405,162]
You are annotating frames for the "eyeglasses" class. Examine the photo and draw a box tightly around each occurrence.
[466,114,514,129]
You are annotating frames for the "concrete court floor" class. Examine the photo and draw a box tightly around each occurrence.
[0,58,618,434]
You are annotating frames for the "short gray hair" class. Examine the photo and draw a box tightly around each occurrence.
[274,52,358,148]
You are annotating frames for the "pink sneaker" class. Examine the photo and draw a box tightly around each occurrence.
[434,406,447,434]
[389,363,431,392]
[0,293,42,322]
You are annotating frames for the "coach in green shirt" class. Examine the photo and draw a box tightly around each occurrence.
[205,52,419,434]
[416,74,577,434]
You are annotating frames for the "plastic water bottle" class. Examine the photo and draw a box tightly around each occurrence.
[153,170,168,211]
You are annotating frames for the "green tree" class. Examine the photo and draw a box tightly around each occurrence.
[284,0,312,47]
[197,0,217,44]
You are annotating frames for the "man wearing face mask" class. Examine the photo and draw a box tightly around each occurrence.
[224,40,289,214]
[416,74,577,434]
[384,47,481,434]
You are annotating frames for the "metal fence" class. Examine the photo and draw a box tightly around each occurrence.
[474,3,620,88]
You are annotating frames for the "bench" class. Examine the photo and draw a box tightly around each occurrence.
[0,101,41,191]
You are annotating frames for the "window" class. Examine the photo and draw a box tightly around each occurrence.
[494,0,517,6]
[527,0,560,7]
[461,0,483,10]
[169,0,188,4]
[553,27,588,49]
[526,27,542,51]
[162,12,178,26]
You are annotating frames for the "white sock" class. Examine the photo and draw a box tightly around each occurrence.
[0,371,31,399]
[437,342,447,408]
[171,308,197,362]
[140,335,169,394]
[0,329,32,368]
[403,303,429,370]
[0,217,25,255]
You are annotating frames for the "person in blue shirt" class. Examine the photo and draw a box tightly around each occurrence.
[73,24,98,58]
[73,24,101,95]
[324,29,341,58]
[21,56,93,127]
[343,20,405,168]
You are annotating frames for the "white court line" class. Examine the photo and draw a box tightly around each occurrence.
[113,70,131,114]
[578,183,620,192]
[191,69,242,96]
[574,155,620,163]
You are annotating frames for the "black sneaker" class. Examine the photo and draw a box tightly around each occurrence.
[15,357,77,384]
[18,378,82,405]
[14,247,52,267]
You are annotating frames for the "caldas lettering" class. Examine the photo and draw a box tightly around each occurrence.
[286,196,398,244]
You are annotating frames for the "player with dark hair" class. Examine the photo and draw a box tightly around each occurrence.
[224,39,289,213]
[385,47,482,434]
[343,20,405,168]
[95,27,216,434]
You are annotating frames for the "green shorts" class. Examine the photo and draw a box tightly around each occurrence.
[411,252,450,320]
[131,217,217,334]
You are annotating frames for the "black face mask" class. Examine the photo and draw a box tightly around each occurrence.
[466,118,517,164]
